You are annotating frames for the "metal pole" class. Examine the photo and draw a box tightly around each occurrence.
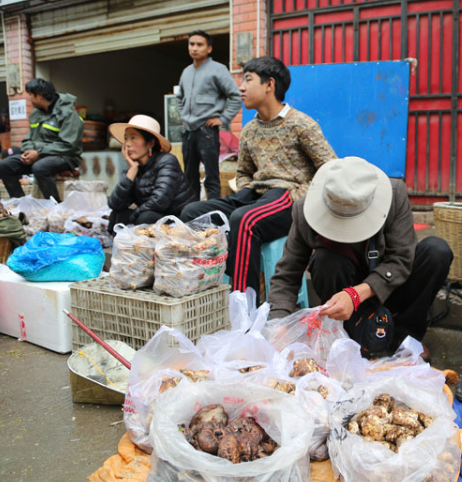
[63,309,132,370]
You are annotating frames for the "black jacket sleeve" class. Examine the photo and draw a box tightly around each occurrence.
[108,173,135,211]
[134,153,182,215]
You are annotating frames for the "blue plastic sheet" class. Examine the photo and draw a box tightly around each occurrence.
[7,232,105,281]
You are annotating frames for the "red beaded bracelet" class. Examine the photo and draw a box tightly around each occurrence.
[343,286,361,311]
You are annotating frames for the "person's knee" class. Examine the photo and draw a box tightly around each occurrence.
[419,236,453,267]
[31,162,49,177]
[180,201,201,222]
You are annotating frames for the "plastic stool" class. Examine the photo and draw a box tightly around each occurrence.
[260,236,309,308]
[221,237,309,308]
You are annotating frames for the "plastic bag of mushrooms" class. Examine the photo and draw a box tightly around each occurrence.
[328,372,460,482]
[148,380,315,482]
[153,211,229,298]
[124,326,212,453]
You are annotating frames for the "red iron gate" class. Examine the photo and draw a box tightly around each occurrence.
[269,0,461,205]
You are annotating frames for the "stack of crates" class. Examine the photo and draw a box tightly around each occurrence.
[70,277,230,351]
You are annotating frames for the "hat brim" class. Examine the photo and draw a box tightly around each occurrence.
[304,160,393,243]
[109,123,171,153]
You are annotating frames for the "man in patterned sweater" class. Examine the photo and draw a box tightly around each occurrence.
[181,56,336,298]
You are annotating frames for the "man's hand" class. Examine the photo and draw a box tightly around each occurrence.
[319,282,375,321]
[21,150,39,165]
[205,117,223,128]
[320,291,355,321]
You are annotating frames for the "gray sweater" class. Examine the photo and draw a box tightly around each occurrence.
[268,179,418,318]
[176,57,241,131]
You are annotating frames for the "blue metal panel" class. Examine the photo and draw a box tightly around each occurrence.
[242,61,410,178]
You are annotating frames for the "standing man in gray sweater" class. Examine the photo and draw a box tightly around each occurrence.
[176,30,241,199]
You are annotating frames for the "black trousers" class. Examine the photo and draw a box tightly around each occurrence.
[308,236,453,341]
[181,188,293,295]
[182,125,221,200]
[108,208,164,235]
[0,154,69,202]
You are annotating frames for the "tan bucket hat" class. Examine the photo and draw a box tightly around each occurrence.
[109,114,172,152]
[303,157,393,243]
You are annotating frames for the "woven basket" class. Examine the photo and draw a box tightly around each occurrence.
[433,202,462,281]
[0,237,12,264]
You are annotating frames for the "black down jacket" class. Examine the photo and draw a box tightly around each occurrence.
[108,152,197,218]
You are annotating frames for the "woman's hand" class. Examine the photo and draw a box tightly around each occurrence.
[122,143,139,180]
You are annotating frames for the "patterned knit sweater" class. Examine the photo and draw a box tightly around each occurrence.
[236,107,337,201]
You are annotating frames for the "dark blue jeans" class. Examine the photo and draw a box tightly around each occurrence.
[0,154,69,201]
[182,125,221,200]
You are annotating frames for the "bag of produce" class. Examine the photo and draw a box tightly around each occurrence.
[11,195,57,236]
[262,306,349,364]
[109,223,156,290]
[124,326,211,453]
[148,381,314,482]
[246,340,345,462]
[153,212,228,297]
[6,231,104,281]
[196,290,278,380]
[295,372,345,461]
[326,336,434,389]
[328,373,460,482]
[63,180,108,207]
[47,191,90,233]
[64,205,112,248]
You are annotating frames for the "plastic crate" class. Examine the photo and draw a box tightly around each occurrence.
[70,277,230,351]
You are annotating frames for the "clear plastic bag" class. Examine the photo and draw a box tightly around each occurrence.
[63,180,108,207]
[47,191,90,233]
[328,374,459,482]
[326,337,435,389]
[109,223,156,290]
[196,290,276,380]
[262,306,349,365]
[153,212,229,298]
[149,381,314,482]
[295,372,346,461]
[12,195,57,236]
[6,231,104,281]
[124,326,211,453]
[64,205,112,248]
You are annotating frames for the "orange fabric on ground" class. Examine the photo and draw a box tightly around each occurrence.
[87,432,151,482]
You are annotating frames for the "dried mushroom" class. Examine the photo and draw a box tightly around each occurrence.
[238,365,265,373]
[180,369,210,382]
[190,404,229,429]
[289,358,323,377]
[181,404,279,464]
[345,393,434,453]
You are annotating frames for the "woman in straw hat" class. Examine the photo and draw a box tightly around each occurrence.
[107,114,197,233]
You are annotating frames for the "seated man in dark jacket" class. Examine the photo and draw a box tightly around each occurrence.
[268,157,453,361]
[107,115,197,233]
[0,78,83,202]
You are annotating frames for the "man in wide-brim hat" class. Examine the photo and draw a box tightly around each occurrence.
[268,156,453,360]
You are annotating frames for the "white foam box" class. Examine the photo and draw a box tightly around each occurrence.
[0,265,72,353]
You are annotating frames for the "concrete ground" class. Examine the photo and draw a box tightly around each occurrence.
[1,218,461,482]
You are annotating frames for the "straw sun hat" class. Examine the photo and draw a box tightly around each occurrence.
[109,114,171,152]
[303,156,393,243]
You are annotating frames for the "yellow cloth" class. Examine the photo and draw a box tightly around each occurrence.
[88,433,151,482]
